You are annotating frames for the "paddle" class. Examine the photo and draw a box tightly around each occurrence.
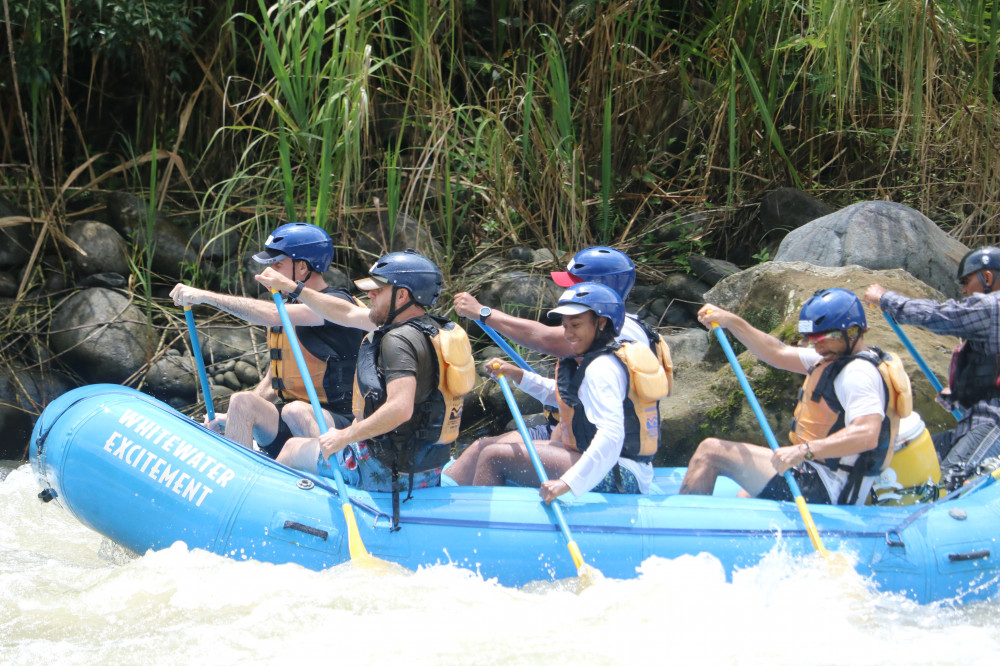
[269,288,378,565]
[707,317,831,557]
[881,311,963,421]
[182,306,216,421]
[476,320,534,372]
[490,362,600,582]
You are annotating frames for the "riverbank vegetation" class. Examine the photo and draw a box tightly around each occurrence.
[2,1,999,449]
[5,1,998,271]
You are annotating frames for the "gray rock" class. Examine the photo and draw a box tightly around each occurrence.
[0,196,32,270]
[477,272,562,322]
[198,324,264,364]
[222,370,242,391]
[773,200,967,298]
[233,360,259,386]
[48,288,155,383]
[758,188,835,240]
[78,272,128,289]
[66,220,130,276]
[687,255,740,287]
[0,369,75,459]
[105,192,202,280]
[662,327,710,365]
[144,354,199,401]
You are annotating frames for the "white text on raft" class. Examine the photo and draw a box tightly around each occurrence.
[103,408,237,507]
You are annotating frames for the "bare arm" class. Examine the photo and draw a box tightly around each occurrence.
[254,268,375,331]
[697,303,806,373]
[317,376,416,457]
[773,413,882,474]
[170,283,325,328]
[453,292,571,357]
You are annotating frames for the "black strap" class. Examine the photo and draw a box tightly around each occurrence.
[612,463,625,493]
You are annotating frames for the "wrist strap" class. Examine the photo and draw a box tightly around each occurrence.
[291,281,306,299]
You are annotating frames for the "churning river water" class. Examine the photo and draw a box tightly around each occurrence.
[3,461,1000,665]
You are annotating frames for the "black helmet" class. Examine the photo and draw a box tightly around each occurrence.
[957,247,1000,281]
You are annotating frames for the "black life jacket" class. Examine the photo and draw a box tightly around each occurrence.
[353,314,475,475]
[268,287,365,416]
[948,341,1000,409]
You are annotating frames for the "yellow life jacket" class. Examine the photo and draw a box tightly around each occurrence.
[555,341,669,461]
[268,288,365,415]
[788,346,912,502]
[544,318,674,426]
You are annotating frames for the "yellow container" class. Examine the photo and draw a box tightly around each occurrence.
[870,413,941,505]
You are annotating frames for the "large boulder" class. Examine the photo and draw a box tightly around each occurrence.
[773,200,967,298]
[66,220,130,276]
[48,288,156,383]
[105,192,202,280]
[143,352,199,402]
[656,262,958,465]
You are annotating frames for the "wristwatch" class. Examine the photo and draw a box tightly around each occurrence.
[479,306,493,323]
[290,280,306,299]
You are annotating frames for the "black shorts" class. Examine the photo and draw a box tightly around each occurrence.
[756,464,832,504]
[258,404,352,459]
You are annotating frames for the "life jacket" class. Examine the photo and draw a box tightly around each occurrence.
[948,341,1000,409]
[268,287,365,416]
[788,346,913,504]
[555,341,670,463]
[353,314,476,475]
[544,317,673,427]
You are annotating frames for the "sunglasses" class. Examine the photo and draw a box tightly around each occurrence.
[800,329,845,346]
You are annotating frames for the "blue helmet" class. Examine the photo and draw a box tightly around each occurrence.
[551,246,636,300]
[355,249,442,306]
[548,281,626,335]
[957,246,1000,281]
[253,223,334,273]
[798,288,867,335]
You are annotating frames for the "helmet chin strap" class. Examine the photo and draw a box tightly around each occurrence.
[978,271,993,294]
[384,285,416,326]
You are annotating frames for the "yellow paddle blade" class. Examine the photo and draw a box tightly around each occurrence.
[339,504,402,573]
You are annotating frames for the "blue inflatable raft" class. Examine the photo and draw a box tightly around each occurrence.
[29,384,1000,604]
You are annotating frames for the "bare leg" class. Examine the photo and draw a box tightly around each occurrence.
[444,431,520,485]
[680,437,778,497]
[472,439,581,488]
[280,400,334,437]
[276,436,322,471]
[223,391,280,449]
[275,400,336,471]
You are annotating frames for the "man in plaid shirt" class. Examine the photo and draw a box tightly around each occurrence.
[864,247,1000,477]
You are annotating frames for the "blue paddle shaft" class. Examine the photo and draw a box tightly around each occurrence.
[882,311,963,421]
[476,320,534,373]
[271,291,353,499]
[183,307,216,421]
[494,372,577,546]
[711,325,807,500]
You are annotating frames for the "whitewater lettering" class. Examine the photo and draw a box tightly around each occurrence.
[102,408,238,506]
